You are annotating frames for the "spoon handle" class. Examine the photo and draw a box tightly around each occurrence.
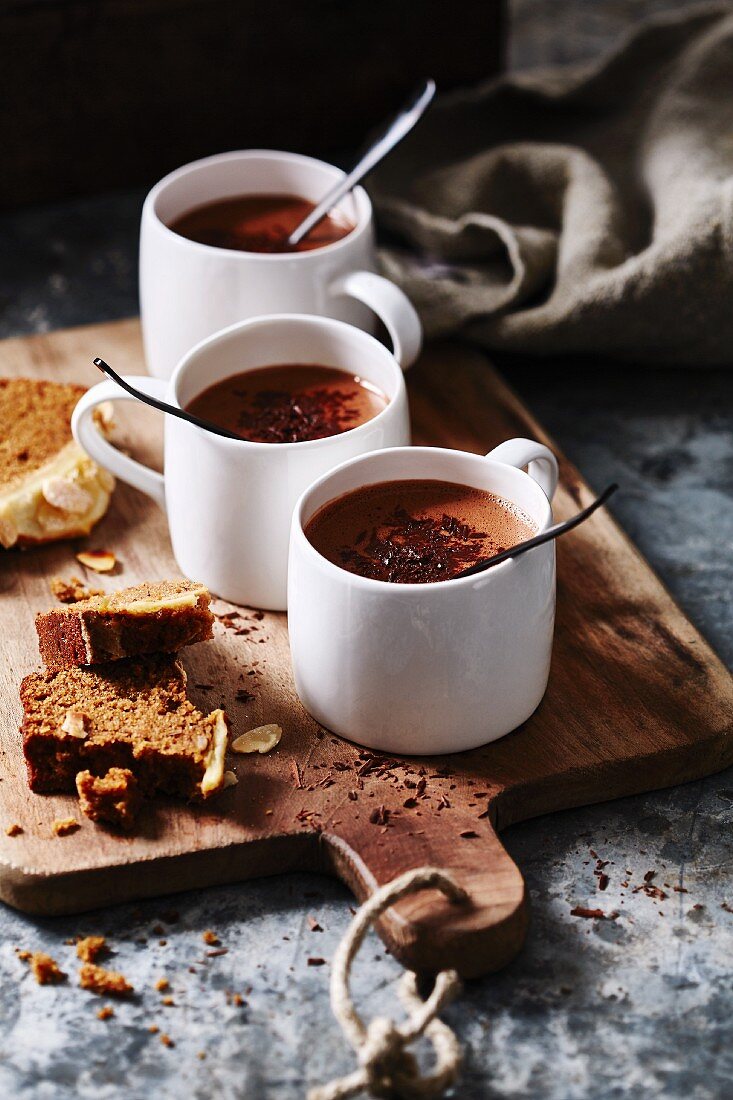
[455,483,619,579]
[287,79,436,247]
[93,359,242,441]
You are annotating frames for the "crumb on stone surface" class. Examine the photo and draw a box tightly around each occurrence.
[155,977,170,993]
[97,1005,114,1020]
[50,575,104,603]
[202,930,220,946]
[160,1033,174,1048]
[76,935,107,963]
[29,951,67,984]
[52,817,80,837]
[79,962,133,997]
[5,823,23,836]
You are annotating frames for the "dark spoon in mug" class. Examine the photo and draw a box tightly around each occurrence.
[93,358,242,441]
[454,483,619,579]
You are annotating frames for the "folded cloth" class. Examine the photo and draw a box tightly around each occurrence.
[372,3,733,364]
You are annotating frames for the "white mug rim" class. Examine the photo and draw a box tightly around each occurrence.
[292,445,554,593]
[168,313,405,454]
[144,149,372,262]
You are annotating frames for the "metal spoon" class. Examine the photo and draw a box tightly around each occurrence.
[454,483,619,579]
[93,358,242,441]
[287,78,436,248]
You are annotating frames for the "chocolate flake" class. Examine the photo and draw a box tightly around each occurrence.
[570,906,617,920]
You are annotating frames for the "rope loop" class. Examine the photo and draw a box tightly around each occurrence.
[308,867,468,1100]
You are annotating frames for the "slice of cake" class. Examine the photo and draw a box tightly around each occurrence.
[36,579,214,671]
[0,377,114,549]
[76,768,142,830]
[21,654,228,800]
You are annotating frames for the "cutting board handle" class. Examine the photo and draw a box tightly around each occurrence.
[323,811,527,979]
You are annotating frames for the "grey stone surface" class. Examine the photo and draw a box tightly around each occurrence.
[0,2,731,1098]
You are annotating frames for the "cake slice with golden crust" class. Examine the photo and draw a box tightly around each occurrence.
[21,654,228,800]
[36,579,214,671]
[0,377,114,548]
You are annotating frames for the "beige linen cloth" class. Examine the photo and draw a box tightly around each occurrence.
[372,3,733,364]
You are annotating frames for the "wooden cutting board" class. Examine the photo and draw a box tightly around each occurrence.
[1,319,731,980]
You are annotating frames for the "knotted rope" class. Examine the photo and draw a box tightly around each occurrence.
[309,867,468,1100]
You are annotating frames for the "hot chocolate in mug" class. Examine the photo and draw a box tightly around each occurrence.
[72,315,411,610]
[140,149,422,380]
[288,441,559,755]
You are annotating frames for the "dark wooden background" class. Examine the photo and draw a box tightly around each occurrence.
[2,0,505,207]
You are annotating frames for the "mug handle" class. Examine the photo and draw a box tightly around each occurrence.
[486,437,559,502]
[72,378,167,511]
[329,270,422,369]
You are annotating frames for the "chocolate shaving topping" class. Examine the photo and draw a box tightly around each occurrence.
[337,507,502,584]
[233,385,364,444]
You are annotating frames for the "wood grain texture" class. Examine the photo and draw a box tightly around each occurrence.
[0,319,730,979]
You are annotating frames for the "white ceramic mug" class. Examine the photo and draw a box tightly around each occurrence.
[288,440,559,755]
[72,315,411,610]
[140,149,422,381]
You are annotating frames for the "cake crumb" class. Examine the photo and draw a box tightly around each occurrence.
[50,575,103,603]
[5,823,23,837]
[76,768,141,830]
[97,1005,114,1020]
[160,1033,175,1048]
[79,962,133,997]
[76,935,107,963]
[197,1051,207,1060]
[148,1025,159,1034]
[155,977,170,993]
[52,817,80,837]
[202,929,220,946]
[161,996,175,1006]
[30,952,67,984]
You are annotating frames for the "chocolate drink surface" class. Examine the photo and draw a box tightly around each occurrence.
[169,194,354,253]
[186,365,388,444]
[304,479,538,583]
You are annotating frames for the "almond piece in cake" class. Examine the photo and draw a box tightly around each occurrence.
[0,378,114,549]
[21,654,229,800]
[35,580,214,671]
[76,768,142,830]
